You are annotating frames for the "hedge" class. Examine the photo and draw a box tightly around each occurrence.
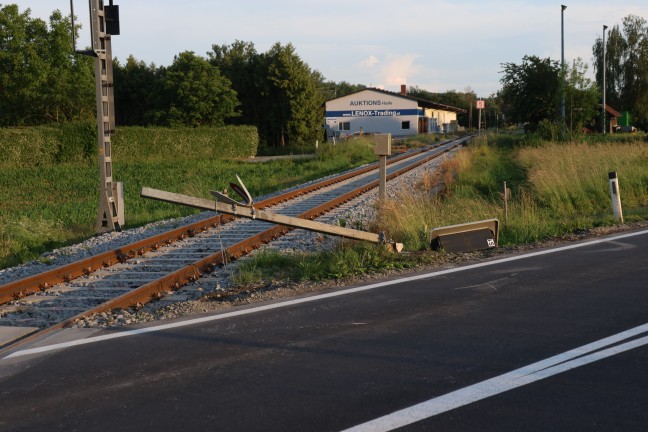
[0,127,61,166]
[112,125,258,162]
[0,123,259,167]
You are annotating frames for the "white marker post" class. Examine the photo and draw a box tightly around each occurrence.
[609,171,624,223]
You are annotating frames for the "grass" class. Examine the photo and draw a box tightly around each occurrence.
[231,243,420,287]
[0,139,377,269]
[374,133,648,250]
[6,129,648,289]
[179,131,648,288]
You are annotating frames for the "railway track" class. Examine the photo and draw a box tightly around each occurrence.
[0,136,470,349]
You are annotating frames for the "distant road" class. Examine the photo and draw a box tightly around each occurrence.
[2,229,648,432]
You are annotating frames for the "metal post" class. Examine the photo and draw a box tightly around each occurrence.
[70,0,77,51]
[602,25,608,134]
[379,155,387,200]
[561,5,567,123]
[373,134,392,201]
[501,181,509,225]
[88,0,123,232]
[468,97,473,131]
[608,172,623,223]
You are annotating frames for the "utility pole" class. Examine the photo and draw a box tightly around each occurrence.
[602,24,608,134]
[561,5,567,123]
[72,0,123,233]
[468,95,473,131]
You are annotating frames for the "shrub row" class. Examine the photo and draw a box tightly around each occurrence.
[0,123,259,167]
[112,125,258,162]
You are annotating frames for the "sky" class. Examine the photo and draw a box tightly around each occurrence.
[14,0,648,97]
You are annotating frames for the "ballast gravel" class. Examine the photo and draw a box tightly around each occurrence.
[71,153,455,328]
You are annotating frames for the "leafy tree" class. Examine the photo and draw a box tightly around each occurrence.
[0,5,94,125]
[316,78,365,100]
[113,55,161,126]
[334,81,367,98]
[158,51,239,127]
[0,5,49,125]
[40,10,94,123]
[0,5,47,126]
[499,55,561,130]
[209,40,262,128]
[593,25,624,110]
[211,41,323,147]
[565,58,599,133]
[262,43,323,146]
[593,15,648,129]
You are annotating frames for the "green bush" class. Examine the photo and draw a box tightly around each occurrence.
[112,125,259,161]
[58,122,97,163]
[0,124,259,168]
[0,127,61,166]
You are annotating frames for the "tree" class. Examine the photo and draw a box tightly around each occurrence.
[262,43,323,146]
[499,55,561,130]
[159,51,239,127]
[211,41,323,147]
[316,79,366,100]
[209,40,262,128]
[113,55,161,126]
[0,4,49,125]
[593,25,624,110]
[40,10,94,123]
[593,15,648,129]
[0,5,94,125]
[565,58,599,133]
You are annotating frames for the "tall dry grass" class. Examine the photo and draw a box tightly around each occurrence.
[376,135,648,250]
[375,142,502,250]
[518,141,648,212]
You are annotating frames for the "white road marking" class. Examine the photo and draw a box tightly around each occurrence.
[342,323,648,431]
[3,229,648,360]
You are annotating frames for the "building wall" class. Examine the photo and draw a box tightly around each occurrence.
[425,109,458,133]
[324,90,420,139]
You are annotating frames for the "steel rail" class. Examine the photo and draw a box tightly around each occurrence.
[0,143,436,305]
[0,137,469,354]
[52,136,467,327]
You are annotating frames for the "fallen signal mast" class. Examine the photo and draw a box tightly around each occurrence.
[140,185,404,253]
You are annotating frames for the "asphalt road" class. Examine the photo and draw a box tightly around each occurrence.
[1,229,648,431]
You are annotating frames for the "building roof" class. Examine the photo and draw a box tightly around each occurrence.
[327,87,467,114]
[603,104,621,117]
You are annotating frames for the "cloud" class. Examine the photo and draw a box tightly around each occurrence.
[352,52,426,90]
[379,54,424,87]
[359,55,380,68]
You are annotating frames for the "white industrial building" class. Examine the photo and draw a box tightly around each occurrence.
[324,86,466,140]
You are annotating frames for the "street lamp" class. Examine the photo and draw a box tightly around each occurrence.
[561,5,567,122]
[602,24,608,133]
